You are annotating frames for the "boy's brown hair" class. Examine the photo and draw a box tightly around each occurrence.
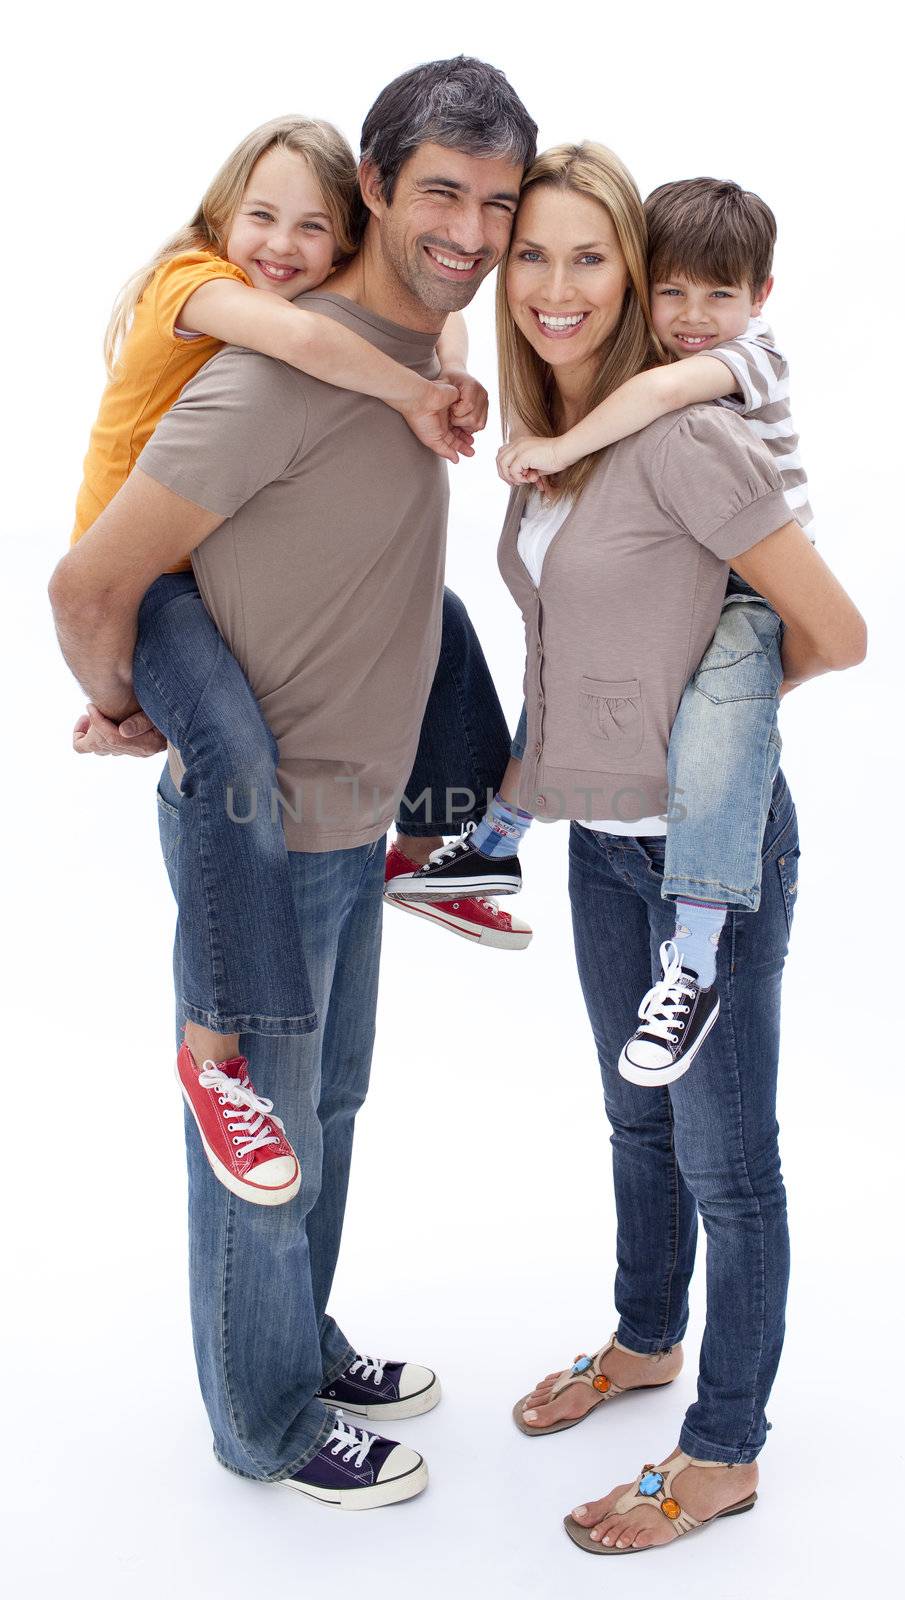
[645,177,776,292]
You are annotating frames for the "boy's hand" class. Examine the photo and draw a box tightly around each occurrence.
[73,702,167,758]
[437,366,489,435]
[496,434,571,490]
[400,379,475,462]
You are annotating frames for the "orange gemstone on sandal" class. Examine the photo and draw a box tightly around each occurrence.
[661,1498,681,1520]
[593,1374,611,1392]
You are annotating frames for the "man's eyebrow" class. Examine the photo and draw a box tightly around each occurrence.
[416,175,520,204]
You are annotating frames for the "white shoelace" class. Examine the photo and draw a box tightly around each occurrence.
[348,1354,387,1385]
[426,820,477,867]
[325,1411,377,1468]
[198,1061,285,1156]
[635,941,695,1045]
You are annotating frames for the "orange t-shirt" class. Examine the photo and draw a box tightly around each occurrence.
[71,250,252,571]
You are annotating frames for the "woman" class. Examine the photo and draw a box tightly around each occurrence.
[498,145,865,1554]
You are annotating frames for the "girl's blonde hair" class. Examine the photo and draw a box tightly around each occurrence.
[496,141,661,499]
[104,115,362,376]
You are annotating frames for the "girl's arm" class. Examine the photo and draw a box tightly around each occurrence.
[435,312,488,436]
[730,522,867,692]
[181,279,465,461]
[497,356,739,487]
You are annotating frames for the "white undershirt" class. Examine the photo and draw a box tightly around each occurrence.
[516,489,667,838]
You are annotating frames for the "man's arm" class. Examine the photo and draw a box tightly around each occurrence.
[49,467,223,724]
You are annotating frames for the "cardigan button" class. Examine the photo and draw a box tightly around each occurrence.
[536,795,546,808]
[534,742,542,756]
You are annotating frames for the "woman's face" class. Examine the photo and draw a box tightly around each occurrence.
[505,185,630,392]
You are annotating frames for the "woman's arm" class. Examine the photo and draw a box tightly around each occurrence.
[730,521,868,692]
[497,356,737,487]
[180,279,464,460]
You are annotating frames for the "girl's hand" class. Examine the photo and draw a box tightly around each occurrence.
[401,380,475,463]
[438,367,490,435]
[496,435,569,490]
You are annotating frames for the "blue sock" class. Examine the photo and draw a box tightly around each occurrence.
[672,899,727,988]
[470,794,533,859]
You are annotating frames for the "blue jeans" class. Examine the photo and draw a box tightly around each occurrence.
[134,574,316,1037]
[157,766,384,1480]
[664,586,783,910]
[397,589,512,837]
[568,771,799,1462]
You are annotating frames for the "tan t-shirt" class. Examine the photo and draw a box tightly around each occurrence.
[138,292,448,851]
[497,404,791,826]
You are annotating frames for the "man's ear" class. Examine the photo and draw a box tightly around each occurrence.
[358,159,387,221]
[752,274,774,316]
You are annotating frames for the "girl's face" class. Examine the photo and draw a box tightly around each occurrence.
[226,147,338,297]
[505,185,630,392]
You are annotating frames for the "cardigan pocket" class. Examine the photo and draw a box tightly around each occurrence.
[577,676,645,767]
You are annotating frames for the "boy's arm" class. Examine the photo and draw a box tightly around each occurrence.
[181,279,465,460]
[497,357,739,486]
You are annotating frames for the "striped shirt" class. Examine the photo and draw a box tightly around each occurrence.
[712,316,815,538]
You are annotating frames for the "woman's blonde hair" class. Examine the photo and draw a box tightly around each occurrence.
[496,141,660,499]
[104,115,362,375]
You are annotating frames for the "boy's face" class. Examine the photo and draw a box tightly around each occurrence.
[650,271,773,358]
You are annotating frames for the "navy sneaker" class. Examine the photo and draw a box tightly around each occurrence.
[618,940,720,1087]
[282,1412,427,1510]
[319,1354,441,1420]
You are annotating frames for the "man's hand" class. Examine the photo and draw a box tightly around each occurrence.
[73,702,167,758]
[400,378,475,462]
[437,366,489,435]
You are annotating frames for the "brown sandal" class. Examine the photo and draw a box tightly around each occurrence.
[563,1453,757,1554]
[512,1333,676,1437]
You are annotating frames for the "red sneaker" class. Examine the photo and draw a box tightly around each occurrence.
[384,844,532,951]
[176,1046,301,1205]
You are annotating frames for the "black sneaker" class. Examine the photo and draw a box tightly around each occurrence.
[318,1354,440,1420]
[281,1412,427,1510]
[618,940,720,1087]
[388,821,522,901]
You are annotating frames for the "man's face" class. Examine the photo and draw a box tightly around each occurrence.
[369,141,523,315]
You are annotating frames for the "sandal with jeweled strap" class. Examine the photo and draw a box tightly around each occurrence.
[512,1333,676,1437]
[563,1453,757,1554]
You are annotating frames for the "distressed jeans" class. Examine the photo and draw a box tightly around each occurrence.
[568,770,799,1462]
[158,766,384,1480]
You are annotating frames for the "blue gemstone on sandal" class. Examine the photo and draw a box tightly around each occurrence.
[638,1470,664,1497]
[571,1356,592,1374]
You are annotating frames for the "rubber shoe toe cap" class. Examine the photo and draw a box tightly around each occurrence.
[376,1443,423,1484]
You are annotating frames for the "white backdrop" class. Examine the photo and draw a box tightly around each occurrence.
[4,3,901,1595]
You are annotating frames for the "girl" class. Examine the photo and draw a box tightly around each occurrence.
[69,114,484,1206]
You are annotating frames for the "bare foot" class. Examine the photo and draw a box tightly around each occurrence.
[569,1448,758,1551]
[394,834,443,867]
[519,1341,682,1430]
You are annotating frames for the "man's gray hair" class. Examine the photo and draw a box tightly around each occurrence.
[360,56,537,201]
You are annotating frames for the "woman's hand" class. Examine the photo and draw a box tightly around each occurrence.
[73,702,167,757]
[399,378,475,462]
[496,434,569,491]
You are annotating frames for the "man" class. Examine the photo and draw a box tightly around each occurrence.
[49,58,535,1507]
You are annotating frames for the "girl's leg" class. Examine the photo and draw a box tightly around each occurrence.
[135,575,316,1040]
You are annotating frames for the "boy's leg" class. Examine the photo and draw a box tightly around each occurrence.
[135,575,316,1040]
[395,587,511,855]
[663,596,783,911]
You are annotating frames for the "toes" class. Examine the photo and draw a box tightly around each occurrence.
[521,1397,570,1428]
[629,1525,662,1550]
